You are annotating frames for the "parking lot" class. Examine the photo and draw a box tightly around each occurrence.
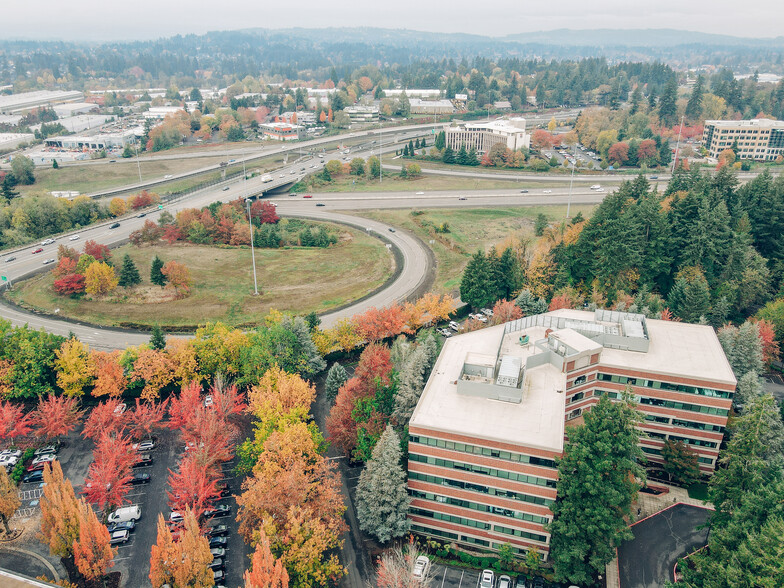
[17,423,251,588]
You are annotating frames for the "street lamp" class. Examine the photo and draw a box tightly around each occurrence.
[133,140,142,182]
[566,143,577,220]
[245,199,259,295]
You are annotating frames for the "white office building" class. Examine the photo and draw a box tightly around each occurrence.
[445,118,531,154]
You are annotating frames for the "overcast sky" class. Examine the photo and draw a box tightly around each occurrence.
[3,0,783,41]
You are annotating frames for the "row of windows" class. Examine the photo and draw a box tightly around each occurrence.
[409,435,557,469]
[597,373,732,399]
[409,471,555,507]
[409,453,557,488]
[411,523,459,541]
[409,489,550,525]
[644,414,725,433]
[642,429,718,448]
[596,389,729,416]
[493,524,548,543]
[642,445,714,465]
[410,507,490,530]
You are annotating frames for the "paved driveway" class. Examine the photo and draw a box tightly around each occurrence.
[617,503,710,588]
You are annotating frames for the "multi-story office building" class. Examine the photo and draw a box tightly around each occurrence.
[344,105,380,124]
[408,309,735,558]
[444,118,531,154]
[702,118,784,161]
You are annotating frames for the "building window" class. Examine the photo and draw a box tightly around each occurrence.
[409,435,556,469]
[408,472,555,507]
[408,454,557,488]
[492,525,548,543]
[409,489,550,525]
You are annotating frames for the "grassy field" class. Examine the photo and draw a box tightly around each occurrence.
[350,205,596,294]
[7,223,393,329]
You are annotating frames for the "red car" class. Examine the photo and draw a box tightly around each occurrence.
[302,194,312,198]
[32,247,43,254]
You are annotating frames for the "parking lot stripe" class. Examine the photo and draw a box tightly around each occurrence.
[458,570,464,587]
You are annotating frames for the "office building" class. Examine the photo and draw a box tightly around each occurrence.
[445,118,531,154]
[344,105,379,124]
[702,118,784,161]
[259,121,303,141]
[408,309,735,558]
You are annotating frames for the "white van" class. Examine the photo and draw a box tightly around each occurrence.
[107,505,141,524]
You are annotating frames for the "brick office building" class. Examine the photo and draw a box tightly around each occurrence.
[407,309,735,559]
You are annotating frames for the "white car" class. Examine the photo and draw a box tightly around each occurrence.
[543,189,553,194]
[412,555,430,580]
[480,570,495,588]
[113,403,127,415]
[204,395,214,408]
[69,235,80,241]
[415,191,425,195]
[0,455,19,469]
[0,449,21,460]
[481,308,494,316]
[498,575,512,588]
[132,440,155,452]
[31,454,57,466]
[473,314,488,323]
[448,321,461,332]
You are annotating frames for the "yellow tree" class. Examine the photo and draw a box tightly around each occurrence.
[132,347,174,402]
[161,261,192,298]
[150,509,212,588]
[0,466,20,535]
[191,322,249,377]
[73,499,115,583]
[90,350,127,398]
[245,528,289,588]
[39,462,82,558]
[548,116,557,131]
[108,197,127,217]
[85,261,119,296]
[55,338,96,398]
[166,338,200,386]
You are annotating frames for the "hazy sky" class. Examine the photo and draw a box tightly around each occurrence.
[3,0,783,41]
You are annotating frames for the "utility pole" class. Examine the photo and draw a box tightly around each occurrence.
[671,115,685,175]
[566,143,576,220]
[133,140,142,182]
[245,199,259,295]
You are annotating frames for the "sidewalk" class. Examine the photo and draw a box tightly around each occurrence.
[605,483,712,588]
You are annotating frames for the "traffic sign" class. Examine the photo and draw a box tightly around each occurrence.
[1,276,7,282]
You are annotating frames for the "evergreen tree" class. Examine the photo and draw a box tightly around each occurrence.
[150,325,166,350]
[629,85,643,115]
[668,271,711,323]
[280,316,326,375]
[52,159,59,169]
[442,146,455,164]
[304,311,321,331]
[392,335,438,423]
[456,145,468,165]
[661,439,700,486]
[466,147,480,166]
[735,371,764,408]
[658,77,678,126]
[514,289,548,316]
[434,130,446,150]
[718,321,764,380]
[150,256,167,287]
[118,254,141,288]
[460,250,494,309]
[408,140,415,156]
[355,425,410,543]
[534,213,548,236]
[548,393,645,585]
[1,174,19,202]
[685,75,705,121]
[325,362,349,403]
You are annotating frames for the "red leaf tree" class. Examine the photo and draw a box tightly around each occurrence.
[208,379,246,425]
[608,142,630,166]
[490,299,523,325]
[53,257,77,278]
[82,433,136,516]
[54,274,86,295]
[82,399,128,440]
[756,319,781,367]
[168,381,202,432]
[127,398,168,441]
[354,305,407,342]
[0,400,32,441]
[182,409,234,469]
[166,455,220,521]
[32,394,85,441]
[83,240,111,262]
[250,201,279,225]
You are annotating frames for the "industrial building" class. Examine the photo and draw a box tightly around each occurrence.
[444,118,531,154]
[44,130,137,151]
[408,309,735,559]
[384,89,442,99]
[409,99,454,115]
[0,90,83,114]
[702,118,784,161]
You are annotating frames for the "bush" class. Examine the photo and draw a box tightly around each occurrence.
[10,448,35,484]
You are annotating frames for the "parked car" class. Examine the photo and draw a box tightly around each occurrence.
[204,395,213,408]
[107,505,142,524]
[106,520,135,533]
[132,454,153,468]
[204,504,231,519]
[209,558,225,571]
[109,223,121,229]
[514,577,527,588]
[0,449,21,460]
[109,530,130,545]
[114,402,127,415]
[498,575,512,588]
[532,578,545,588]
[449,321,461,332]
[471,313,488,323]
[169,511,184,523]
[130,472,151,485]
[22,471,44,484]
[480,570,495,588]
[210,547,226,559]
[27,461,50,472]
[34,444,59,457]
[216,483,231,498]
[31,454,56,466]
[213,570,225,582]
[481,308,494,316]
[412,555,430,580]
[438,328,452,338]
[208,536,228,548]
[207,524,229,537]
[132,440,155,452]
[0,455,19,469]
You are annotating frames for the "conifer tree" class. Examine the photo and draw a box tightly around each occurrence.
[514,289,548,316]
[325,362,349,403]
[393,335,438,423]
[118,254,141,288]
[150,325,166,351]
[150,255,167,287]
[442,146,455,164]
[661,439,700,486]
[456,145,468,165]
[355,425,410,543]
[718,321,764,380]
[548,392,645,585]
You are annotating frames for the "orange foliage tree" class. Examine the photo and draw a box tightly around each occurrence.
[167,454,219,520]
[0,400,32,442]
[244,528,289,588]
[39,461,82,558]
[32,394,85,441]
[81,398,128,440]
[126,398,168,441]
[73,498,116,583]
[82,433,136,517]
[90,350,127,398]
[490,299,523,325]
[131,346,175,401]
[149,509,213,588]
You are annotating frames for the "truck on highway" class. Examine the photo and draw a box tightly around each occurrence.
[261,174,273,183]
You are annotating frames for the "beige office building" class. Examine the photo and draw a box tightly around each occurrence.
[703,118,784,161]
[444,118,531,154]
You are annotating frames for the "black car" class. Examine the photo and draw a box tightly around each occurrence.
[137,213,146,218]
[110,222,121,229]
[22,471,44,484]
[204,504,231,519]
[4,256,15,263]
[216,482,231,498]
[130,472,151,485]
[207,524,229,537]
[208,536,228,548]
[132,454,153,468]
[520,189,529,193]
[106,520,135,533]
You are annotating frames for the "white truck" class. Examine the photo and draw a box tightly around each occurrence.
[261,174,273,183]
[107,505,141,524]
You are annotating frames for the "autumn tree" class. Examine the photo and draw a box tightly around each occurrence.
[490,299,523,325]
[161,260,192,298]
[109,198,126,217]
[73,498,115,583]
[90,350,127,398]
[244,528,289,588]
[354,305,407,342]
[82,433,136,517]
[127,398,168,441]
[131,346,174,401]
[39,461,82,559]
[84,262,119,296]
[0,400,32,442]
[54,273,86,295]
[149,509,213,588]
[375,539,434,588]
[167,455,220,520]
[55,338,95,397]
[83,240,111,262]
[81,399,129,441]
[32,394,85,441]
[0,466,20,535]
[356,425,410,543]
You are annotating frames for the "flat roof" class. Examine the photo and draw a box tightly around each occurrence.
[705,118,784,129]
[548,309,736,386]
[411,324,566,453]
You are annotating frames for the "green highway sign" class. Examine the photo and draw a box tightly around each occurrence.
[1,276,7,281]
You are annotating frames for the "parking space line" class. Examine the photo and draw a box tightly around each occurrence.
[458,570,464,587]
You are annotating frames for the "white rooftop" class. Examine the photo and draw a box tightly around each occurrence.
[411,324,567,453]
[705,118,784,129]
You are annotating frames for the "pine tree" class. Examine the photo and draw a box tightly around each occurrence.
[548,393,645,585]
[685,75,705,121]
[393,337,438,423]
[1,174,19,202]
[325,363,348,403]
[52,159,59,169]
[408,140,415,156]
[460,250,493,309]
[466,147,480,166]
[118,254,142,288]
[150,325,166,351]
[150,256,167,287]
[661,439,700,486]
[434,130,446,150]
[456,145,468,165]
[355,425,410,543]
[718,321,764,380]
[442,146,455,164]
[734,371,763,408]
[514,289,548,316]
[629,85,643,115]
[658,78,678,126]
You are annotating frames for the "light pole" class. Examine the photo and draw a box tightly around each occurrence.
[245,199,259,295]
[671,115,685,175]
[133,140,142,182]
[566,143,577,220]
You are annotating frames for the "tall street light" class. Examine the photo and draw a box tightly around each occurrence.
[245,199,259,295]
